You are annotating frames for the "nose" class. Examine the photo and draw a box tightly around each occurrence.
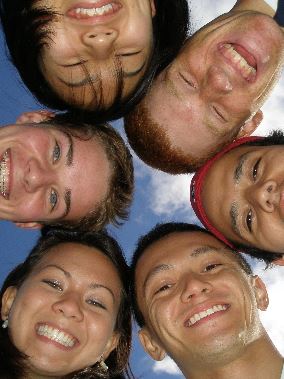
[180,273,212,303]
[52,293,84,321]
[252,180,279,212]
[24,158,54,193]
[202,66,233,96]
[82,29,118,59]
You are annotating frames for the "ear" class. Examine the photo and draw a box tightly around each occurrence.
[139,327,166,361]
[250,275,269,311]
[102,332,120,359]
[150,0,156,17]
[14,222,43,230]
[237,110,263,138]
[16,110,55,125]
[1,287,17,320]
[271,255,284,266]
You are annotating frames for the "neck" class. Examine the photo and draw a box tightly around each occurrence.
[180,332,283,379]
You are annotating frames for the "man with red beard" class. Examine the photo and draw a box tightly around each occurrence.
[131,223,283,379]
[124,0,284,174]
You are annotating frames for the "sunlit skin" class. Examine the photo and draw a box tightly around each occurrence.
[0,118,111,227]
[201,145,284,257]
[135,231,282,379]
[37,0,156,109]
[144,6,284,159]
[1,243,122,377]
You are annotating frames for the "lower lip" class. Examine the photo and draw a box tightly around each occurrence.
[186,306,230,328]
[66,1,122,21]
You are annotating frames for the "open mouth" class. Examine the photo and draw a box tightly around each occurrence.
[36,324,78,348]
[0,148,11,200]
[219,43,257,82]
[67,1,122,19]
[184,304,230,327]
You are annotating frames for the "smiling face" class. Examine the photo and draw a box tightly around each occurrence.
[201,145,284,254]
[135,232,267,372]
[37,0,155,109]
[145,10,284,159]
[0,123,111,225]
[1,242,122,376]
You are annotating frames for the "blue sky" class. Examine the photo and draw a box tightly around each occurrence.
[0,1,284,377]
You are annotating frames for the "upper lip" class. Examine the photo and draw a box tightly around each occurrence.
[66,1,122,22]
[183,301,230,327]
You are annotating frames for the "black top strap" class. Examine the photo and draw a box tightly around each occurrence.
[274,0,284,26]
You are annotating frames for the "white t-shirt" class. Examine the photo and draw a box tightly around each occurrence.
[281,363,284,379]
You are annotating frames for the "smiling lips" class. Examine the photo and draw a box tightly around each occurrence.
[0,148,10,199]
[185,304,229,327]
[36,324,78,348]
[67,1,121,19]
[219,43,257,82]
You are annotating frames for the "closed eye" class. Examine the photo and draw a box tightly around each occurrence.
[179,72,196,88]
[212,106,227,122]
[42,279,63,291]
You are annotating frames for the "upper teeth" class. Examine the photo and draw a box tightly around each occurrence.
[186,304,227,327]
[0,149,10,199]
[75,4,113,16]
[37,325,76,348]
[223,44,256,79]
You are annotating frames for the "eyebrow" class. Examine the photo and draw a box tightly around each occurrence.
[40,264,71,277]
[234,152,250,183]
[89,283,116,303]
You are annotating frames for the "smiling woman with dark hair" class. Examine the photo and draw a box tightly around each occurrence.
[0,227,133,379]
[0,0,189,122]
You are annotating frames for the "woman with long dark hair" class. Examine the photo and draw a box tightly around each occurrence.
[0,0,189,122]
[0,228,133,378]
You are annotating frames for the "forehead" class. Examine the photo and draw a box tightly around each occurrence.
[34,242,120,279]
[136,231,238,279]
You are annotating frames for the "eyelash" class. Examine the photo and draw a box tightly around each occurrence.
[252,158,261,181]
[49,189,58,211]
[204,263,222,272]
[154,283,173,295]
[246,209,253,232]
[179,72,197,89]
[53,141,61,163]
[43,279,63,291]
[86,298,106,310]
[213,106,225,121]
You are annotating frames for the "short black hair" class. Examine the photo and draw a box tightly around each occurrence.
[227,129,284,264]
[0,227,133,379]
[130,222,252,327]
[0,0,189,121]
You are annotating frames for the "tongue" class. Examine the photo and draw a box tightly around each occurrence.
[232,44,257,69]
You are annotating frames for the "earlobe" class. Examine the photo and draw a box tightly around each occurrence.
[1,287,17,320]
[271,255,284,266]
[139,327,166,361]
[14,222,43,230]
[251,275,269,311]
[150,0,156,17]
[237,110,263,138]
[103,332,120,360]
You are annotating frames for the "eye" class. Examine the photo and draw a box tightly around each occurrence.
[49,189,58,211]
[252,158,261,181]
[246,209,253,232]
[42,279,63,291]
[204,263,222,272]
[212,106,226,121]
[154,283,173,295]
[179,72,197,89]
[86,298,106,310]
[53,141,61,163]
